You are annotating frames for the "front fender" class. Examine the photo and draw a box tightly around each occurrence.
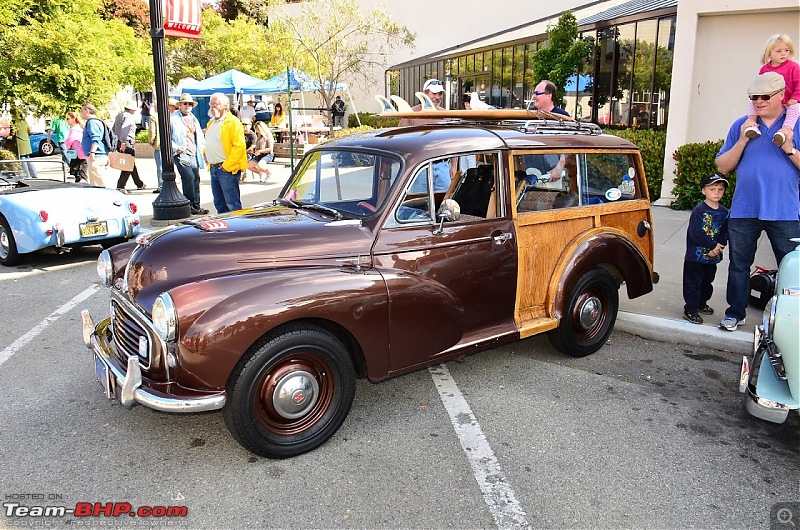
[164,267,389,390]
[550,229,653,320]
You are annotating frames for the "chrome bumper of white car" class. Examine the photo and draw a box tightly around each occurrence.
[81,310,226,413]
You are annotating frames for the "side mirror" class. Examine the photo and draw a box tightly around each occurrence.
[434,199,461,234]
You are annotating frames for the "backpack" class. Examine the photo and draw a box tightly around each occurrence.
[88,117,114,152]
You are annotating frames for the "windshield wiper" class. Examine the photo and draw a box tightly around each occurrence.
[278,197,342,220]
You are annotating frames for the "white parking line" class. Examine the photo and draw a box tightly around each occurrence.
[429,364,530,530]
[0,285,98,368]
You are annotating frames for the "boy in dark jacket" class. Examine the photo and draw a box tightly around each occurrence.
[682,174,730,324]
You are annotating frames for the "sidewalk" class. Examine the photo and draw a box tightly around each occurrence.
[617,205,775,354]
[64,154,768,355]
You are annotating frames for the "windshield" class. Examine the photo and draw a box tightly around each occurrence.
[281,150,402,218]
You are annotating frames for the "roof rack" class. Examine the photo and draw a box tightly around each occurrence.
[515,119,603,135]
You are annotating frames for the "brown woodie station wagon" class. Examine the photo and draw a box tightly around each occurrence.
[81,112,658,458]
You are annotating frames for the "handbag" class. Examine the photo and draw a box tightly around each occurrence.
[64,148,78,161]
[109,151,135,171]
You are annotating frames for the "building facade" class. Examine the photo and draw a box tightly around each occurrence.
[389,0,678,132]
[284,0,800,203]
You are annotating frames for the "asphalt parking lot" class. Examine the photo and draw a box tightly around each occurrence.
[0,252,797,529]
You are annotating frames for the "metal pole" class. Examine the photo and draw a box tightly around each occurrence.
[150,0,191,221]
[287,67,295,169]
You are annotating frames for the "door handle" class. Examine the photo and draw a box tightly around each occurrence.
[493,232,513,244]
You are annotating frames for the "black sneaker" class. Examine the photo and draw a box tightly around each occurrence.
[698,304,714,315]
[683,311,703,324]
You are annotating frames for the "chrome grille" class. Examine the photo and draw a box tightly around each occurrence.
[111,299,153,370]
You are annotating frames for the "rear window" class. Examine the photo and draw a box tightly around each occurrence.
[515,152,641,213]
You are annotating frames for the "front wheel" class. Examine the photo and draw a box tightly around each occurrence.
[548,268,619,357]
[223,325,356,458]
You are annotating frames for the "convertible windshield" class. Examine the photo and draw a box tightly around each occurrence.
[282,150,402,217]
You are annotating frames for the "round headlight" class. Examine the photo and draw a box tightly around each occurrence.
[761,295,778,339]
[152,293,177,342]
[97,250,113,287]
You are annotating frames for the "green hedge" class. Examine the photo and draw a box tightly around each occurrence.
[670,139,734,210]
[604,128,666,203]
[348,112,399,129]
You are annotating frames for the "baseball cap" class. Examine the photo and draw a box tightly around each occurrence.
[701,174,729,188]
[747,72,785,96]
[422,79,444,94]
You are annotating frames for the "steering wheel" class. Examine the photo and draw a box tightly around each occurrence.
[356,201,377,215]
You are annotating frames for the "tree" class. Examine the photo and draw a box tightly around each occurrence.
[100,0,149,38]
[272,0,415,132]
[531,11,590,104]
[165,8,294,84]
[0,0,152,117]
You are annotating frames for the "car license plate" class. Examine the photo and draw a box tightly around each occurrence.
[94,354,113,399]
[80,221,108,237]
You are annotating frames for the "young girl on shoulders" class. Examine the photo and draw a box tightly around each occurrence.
[743,33,800,146]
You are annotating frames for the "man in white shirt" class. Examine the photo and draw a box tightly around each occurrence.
[239,96,257,124]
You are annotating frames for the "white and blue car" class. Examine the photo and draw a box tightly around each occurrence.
[0,174,141,266]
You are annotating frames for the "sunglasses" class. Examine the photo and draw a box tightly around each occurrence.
[181,102,193,106]
[533,90,548,96]
[749,89,783,101]
[425,80,442,86]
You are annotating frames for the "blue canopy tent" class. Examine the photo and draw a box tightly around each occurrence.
[248,68,360,127]
[180,69,270,121]
[181,69,269,95]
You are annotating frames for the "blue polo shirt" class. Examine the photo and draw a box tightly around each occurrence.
[717,112,800,220]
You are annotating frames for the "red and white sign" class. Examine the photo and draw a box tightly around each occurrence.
[164,0,202,40]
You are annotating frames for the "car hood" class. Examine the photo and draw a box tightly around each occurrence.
[126,205,375,305]
[1,183,137,218]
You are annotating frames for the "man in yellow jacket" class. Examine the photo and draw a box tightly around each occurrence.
[205,92,248,213]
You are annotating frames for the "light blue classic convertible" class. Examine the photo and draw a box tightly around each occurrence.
[0,172,141,266]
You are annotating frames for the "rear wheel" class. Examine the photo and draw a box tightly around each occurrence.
[0,216,22,266]
[223,325,356,458]
[548,268,618,357]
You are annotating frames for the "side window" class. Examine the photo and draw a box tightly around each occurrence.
[514,153,578,212]
[394,153,500,224]
[448,152,499,220]
[578,153,640,204]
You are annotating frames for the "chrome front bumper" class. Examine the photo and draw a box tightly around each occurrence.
[81,310,226,413]
[738,326,793,424]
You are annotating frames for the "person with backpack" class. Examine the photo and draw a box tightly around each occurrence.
[80,103,112,187]
[112,100,145,191]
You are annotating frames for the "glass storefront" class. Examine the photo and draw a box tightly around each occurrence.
[389,12,676,129]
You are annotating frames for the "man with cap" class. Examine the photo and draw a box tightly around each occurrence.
[398,78,446,126]
[112,100,145,191]
[170,93,208,215]
[205,92,248,214]
[715,71,800,331]
[239,96,257,124]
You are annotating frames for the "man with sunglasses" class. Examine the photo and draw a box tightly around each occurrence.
[529,80,570,117]
[715,72,800,331]
[398,78,446,126]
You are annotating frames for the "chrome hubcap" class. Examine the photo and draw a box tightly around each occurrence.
[0,229,8,259]
[272,370,319,419]
[578,296,602,330]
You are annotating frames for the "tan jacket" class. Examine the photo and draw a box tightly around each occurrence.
[148,112,160,150]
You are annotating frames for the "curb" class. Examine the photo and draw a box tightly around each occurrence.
[616,311,752,354]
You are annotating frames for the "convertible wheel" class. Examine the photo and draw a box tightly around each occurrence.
[223,324,356,459]
[40,140,55,156]
[0,216,22,266]
[548,267,618,357]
